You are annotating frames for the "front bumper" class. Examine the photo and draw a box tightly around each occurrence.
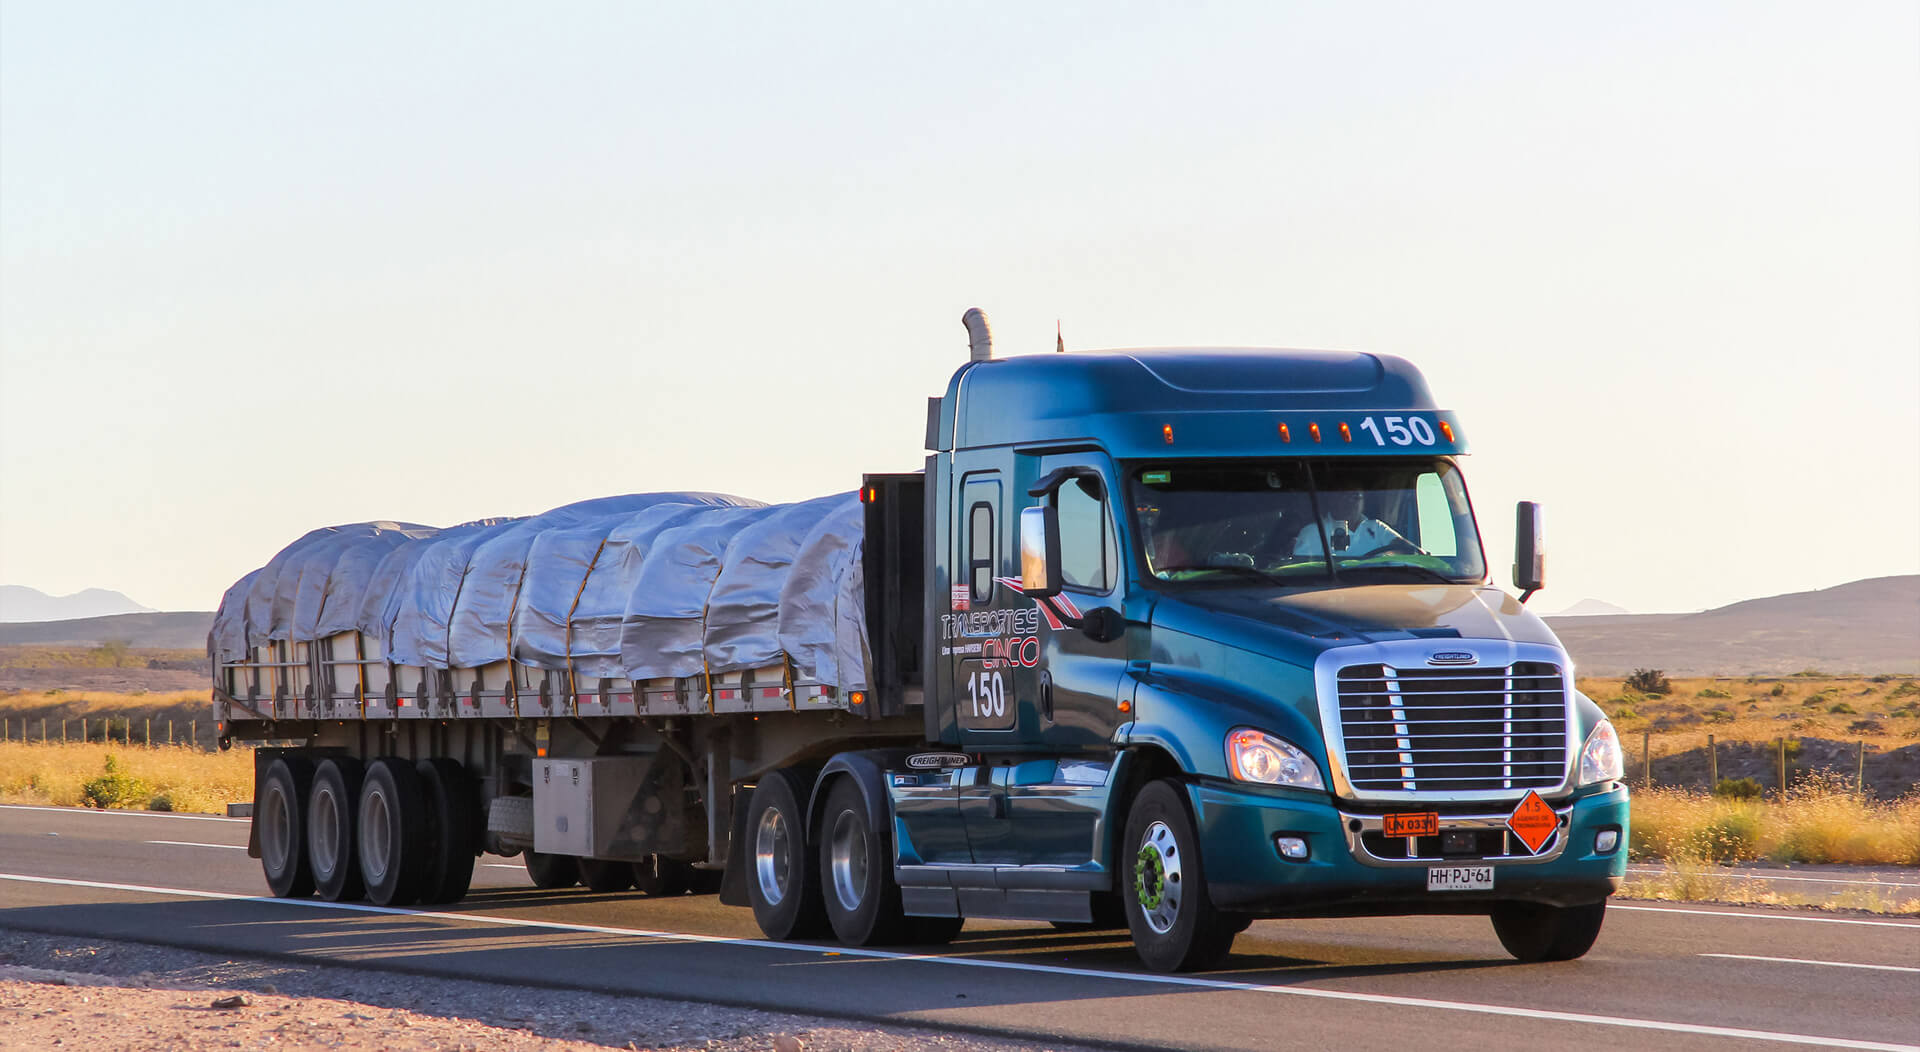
[1192,781,1629,916]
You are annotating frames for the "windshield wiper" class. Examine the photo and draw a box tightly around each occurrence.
[1339,563,1462,584]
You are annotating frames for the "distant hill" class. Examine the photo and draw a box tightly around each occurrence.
[1549,575,1920,677]
[1551,598,1630,617]
[0,611,212,649]
[0,585,154,623]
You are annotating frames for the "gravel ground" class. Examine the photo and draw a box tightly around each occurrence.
[0,927,1105,1051]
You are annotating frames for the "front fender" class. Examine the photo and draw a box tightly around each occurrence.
[1124,666,1328,783]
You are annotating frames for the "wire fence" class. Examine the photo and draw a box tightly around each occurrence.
[0,715,210,750]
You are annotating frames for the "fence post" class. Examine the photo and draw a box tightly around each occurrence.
[1708,733,1717,788]
[82,717,89,743]
[41,718,47,743]
[145,718,151,748]
[1857,740,1866,794]
[168,720,174,746]
[61,719,67,743]
[1642,731,1652,787]
[1777,738,1788,796]
[190,720,196,749]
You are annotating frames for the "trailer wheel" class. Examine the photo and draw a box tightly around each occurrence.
[1490,899,1608,962]
[308,758,365,902]
[357,757,429,906]
[745,768,828,939]
[259,755,315,898]
[631,855,692,897]
[579,857,634,893]
[417,759,479,904]
[523,851,578,889]
[1122,779,1236,972]
[818,777,910,945]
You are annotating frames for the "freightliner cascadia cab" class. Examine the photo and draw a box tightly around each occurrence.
[880,310,1628,970]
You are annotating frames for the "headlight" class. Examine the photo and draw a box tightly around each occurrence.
[1578,719,1623,786]
[1227,728,1325,790]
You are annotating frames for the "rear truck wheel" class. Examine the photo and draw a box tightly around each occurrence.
[1050,891,1128,932]
[357,757,430,907]
[818,777,911,946]
[745,768,828,940]
[524,851,579,889]
[579,857,635,893]
[1122,779,1237,972]
[259,755,316,898]
[1490,899,1608,962]
[416,759,479,905]
[308,757,365,902]
[631,855,693,897]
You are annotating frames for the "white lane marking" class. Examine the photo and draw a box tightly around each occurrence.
[1701,953,1920,974]
[1629,867,1920,890]
[0,804,248,824]
[0,873,1912,1052]
[146,841,248,851]
[1614,904,1920,929]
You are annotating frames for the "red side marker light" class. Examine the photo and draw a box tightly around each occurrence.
[1309,422,1322,443]
[1277,422,1291,443]
[1338,422,1352,443]
[1439,421,1455,442]
[1162,424,1174,445]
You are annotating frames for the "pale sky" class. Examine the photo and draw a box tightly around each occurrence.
[3,2,1916,615]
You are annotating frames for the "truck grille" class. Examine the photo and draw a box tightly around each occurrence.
[1335,661,1567,793]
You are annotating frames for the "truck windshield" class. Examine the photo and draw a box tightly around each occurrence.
[1128,458,1486,587]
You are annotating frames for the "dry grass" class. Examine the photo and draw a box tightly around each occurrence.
[0,644,202,670]
[1630,778,1920,866]
[1620,856,1920,915]
[1582,673,1920,752]
[0,688,207,716]
[0,742,252,814]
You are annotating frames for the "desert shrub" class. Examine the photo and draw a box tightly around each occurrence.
[1612,707,1639,720]
[1714,777,1763,800]
[1891,704,1919,719]
[1888,681,1920,700]
[1627,669,1671,696]
[1705,709,1733,724]
[148,793,174,812]
[81,754,153,810]
[1828,702,1856,714]
[1849,719,1885,734]
[1793,668,1825,677]
[1770,684,1785,697]
[1701,809,1765,861]
[1698,688,1732,699]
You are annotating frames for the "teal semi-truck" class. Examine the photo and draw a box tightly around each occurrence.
[211,309,1628,972]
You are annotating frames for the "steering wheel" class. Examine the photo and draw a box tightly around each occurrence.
[1354,538,1425,559]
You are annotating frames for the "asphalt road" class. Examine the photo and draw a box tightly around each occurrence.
[2,804,1915,1051]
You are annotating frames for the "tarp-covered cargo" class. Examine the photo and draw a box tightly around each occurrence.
[209,491,872,691]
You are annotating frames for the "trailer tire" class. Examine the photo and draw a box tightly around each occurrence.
[818,777,909,946]
[1122,779,1236,972]
[631,855,692,897]
[579,857,634,893]
[524,851,578,889]
[358,757,429,906]
[308,757,365,902]
[1490,899,1607,962]
[417,759,479,904]
[259,755,315,899]
[745,768,828,940]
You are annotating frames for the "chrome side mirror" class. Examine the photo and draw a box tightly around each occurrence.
[1513,501,1545,603]
[1020,505,1062,597]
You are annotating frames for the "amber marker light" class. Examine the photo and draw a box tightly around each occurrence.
[1162,424,1174,445]
[1439,421,1455,442]
[850,691,866,706]
[1309,422,1322,443]
[1338,421,1352,443]
[1277,422,1291,442]
[1118,699,1132,713]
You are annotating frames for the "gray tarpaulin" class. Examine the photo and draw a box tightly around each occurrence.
[210,489,873,691]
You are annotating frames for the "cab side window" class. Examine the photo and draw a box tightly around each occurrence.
[1056,477,1117,592]
[969,501,994,602]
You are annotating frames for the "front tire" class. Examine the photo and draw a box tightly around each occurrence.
[357,757,429,907]
[259,755,315,899]
[1122,779,1236,972]
[818,778,910,946]
[744,768,828,940]
[308,758,365,902]
[1490,899,1608,962]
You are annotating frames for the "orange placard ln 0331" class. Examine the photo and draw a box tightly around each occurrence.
[1506,791,1559,854]
[1382,812,1439,838]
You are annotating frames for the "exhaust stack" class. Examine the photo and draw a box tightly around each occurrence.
[962,307,993,362]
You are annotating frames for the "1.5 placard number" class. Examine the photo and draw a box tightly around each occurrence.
[1357,415,1438,447]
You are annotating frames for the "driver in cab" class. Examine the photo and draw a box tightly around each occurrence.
[1292,490,1418,557]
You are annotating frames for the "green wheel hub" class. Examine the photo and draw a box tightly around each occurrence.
[1134,820,1184,934]
[1136,843,1166,910]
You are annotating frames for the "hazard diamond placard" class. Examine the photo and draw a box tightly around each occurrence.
[1506,790,1559,854]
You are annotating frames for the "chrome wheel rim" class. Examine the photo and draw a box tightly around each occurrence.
[261,781,292,874]
[309,783,340,880]
[754,807,791,906]
[828,808,868,913]
[1136,820,1182,935]
[360,787,392,882]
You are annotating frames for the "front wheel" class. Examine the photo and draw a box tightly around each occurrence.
[1490,899,1608,962]
[1122,779,1237,972]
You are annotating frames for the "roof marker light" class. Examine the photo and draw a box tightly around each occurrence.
[1309,423,1322,443]
[1440,421,1455,442]
[1162,424,1174,445]
[1338,422,1352,443]
[1278,422,1291,443]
